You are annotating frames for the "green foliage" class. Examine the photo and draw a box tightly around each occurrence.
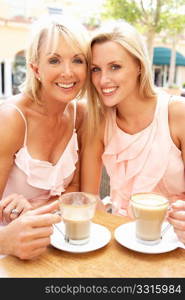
[83,15,100,29]
[102,0,141,24]
[102,0,185,35]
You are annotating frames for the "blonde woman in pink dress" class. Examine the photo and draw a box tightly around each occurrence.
[81,21,185,243]
[0,15,88,259]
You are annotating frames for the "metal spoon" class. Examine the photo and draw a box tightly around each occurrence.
[53,223,70,243]
[161,223,171,238]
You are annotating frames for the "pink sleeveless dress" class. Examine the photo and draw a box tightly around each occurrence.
[102,92,185,216]
[2,101,79,206]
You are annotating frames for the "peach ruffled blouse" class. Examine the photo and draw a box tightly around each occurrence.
[2,101,78,206]
[102,92,185,216]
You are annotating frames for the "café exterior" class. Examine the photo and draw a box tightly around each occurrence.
[1,17,185,99]
[153,47,185,88]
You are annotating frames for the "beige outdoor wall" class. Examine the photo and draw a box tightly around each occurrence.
[0,23,29,61]
[0,1,11,19]
[0,0,65,62]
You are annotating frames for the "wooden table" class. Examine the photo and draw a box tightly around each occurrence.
[0,210,185,278]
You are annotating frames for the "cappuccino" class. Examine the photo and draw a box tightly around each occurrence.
[131,193,169,244]
[63,219,90,243]
[59,192,97,245]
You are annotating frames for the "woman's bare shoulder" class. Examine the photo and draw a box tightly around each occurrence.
[0,95,26,148]
[168,96,185,143]
[0,95,25,122]
[169,96,185,118]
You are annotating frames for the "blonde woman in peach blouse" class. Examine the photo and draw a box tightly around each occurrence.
[81,20,185,244]
[0,15,89,224]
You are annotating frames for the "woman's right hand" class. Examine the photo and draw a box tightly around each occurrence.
[168,200,185,243]
[0,200,61,260]
[0,194,33,224]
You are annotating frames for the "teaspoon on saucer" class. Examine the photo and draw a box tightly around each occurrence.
[53,224,70,243]
[161,223,172,239]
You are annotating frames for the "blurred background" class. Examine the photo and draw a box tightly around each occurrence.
[1,0,185,199]
[1,0,185,102]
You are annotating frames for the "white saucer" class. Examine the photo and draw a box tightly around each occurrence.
[51,222,111,253]
[114,221,185,254]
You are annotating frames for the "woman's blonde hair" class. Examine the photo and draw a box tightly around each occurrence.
[87,20,156,135]
[22,15,89,103]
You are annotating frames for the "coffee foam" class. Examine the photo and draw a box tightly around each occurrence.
[61,206,95,221]
[132,194,168,210]
[131,193,169,242]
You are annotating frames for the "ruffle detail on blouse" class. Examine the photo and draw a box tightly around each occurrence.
[102,92,173,212]
[14,132,78,195]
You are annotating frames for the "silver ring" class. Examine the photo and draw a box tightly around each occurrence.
[11,208,20,215]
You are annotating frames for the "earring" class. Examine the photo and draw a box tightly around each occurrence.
[37,76,41,81]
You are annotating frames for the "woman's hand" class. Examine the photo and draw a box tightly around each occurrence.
[0,200,61,260]
[0,194,33,224]
[168,200,185,243]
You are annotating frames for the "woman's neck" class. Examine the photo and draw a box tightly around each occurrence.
[35,90,70,118]
[116,96,156,122]
[116,96,157,134]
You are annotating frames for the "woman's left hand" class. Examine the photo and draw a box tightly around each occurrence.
[0,194,33,224]
[168,200,185,243]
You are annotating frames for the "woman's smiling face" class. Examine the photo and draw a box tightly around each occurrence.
[32,34,87,103]
[91,41,140,107]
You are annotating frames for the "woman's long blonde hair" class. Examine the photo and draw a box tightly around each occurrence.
[87,20,156,136]
[22,15,89,104]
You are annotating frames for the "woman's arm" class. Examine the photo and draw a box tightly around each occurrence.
[168,98,185,243]
[0,106,33,221]
[80,124,107,211]
[81,136,104,194]
[80,111,105,195]
[0,110,19,197]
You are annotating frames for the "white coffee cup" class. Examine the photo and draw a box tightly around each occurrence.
[59,192,97,245]
[131,192,169,245]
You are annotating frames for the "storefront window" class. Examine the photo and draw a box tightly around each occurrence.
[12,51,26,94]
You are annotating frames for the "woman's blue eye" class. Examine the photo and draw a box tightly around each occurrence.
[49,58,60,64]
[73,58,84,64]
[112,64,121,70]
[91,67,100,72]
